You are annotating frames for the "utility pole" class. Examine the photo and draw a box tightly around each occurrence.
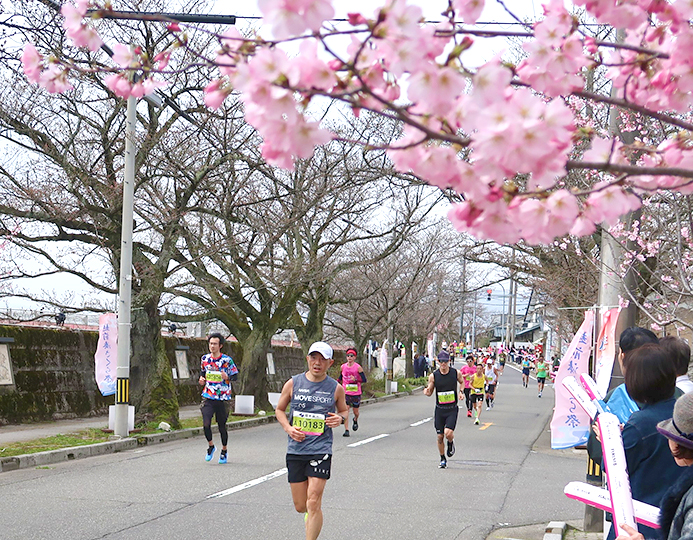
[34,2,237,437]
[585,27,638,533]
[386,311,394,394]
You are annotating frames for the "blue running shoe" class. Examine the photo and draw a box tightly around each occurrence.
[219,451,227,465]
[205,445,215,462]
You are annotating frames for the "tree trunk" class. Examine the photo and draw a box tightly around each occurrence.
[129,295,180,427]
[237,330,272,410]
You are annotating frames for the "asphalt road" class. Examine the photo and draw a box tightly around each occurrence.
[0,366,588,540]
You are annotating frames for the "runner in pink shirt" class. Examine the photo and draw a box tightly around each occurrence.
[460,355,477,418]
[338,348,367,437]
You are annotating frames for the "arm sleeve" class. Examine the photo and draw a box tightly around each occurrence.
[359,372,367,383]
[338,372,343,383]
[621,422,645,475]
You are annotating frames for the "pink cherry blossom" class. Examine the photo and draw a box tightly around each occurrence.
[258,0,334,40]
[452,0,485,24]
[61,1,103,51]
[112,44,134,69]
[204,79,230,109]
[39,65,73,93]
[21,44,43,84]
[104,73,134,98]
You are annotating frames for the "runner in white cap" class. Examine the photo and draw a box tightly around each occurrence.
[275,341,348,540]
[485,358,499,410]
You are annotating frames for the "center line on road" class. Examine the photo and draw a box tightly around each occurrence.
[207,468,287,499]
[347,434,389,447]
[410,417,432,427]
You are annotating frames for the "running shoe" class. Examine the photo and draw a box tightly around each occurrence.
[491,401,494,408]
[438,459,447,469]
[352,420,358,432]
[467,410,472,418]
[447,439,455,457]
[218,451,227,465]
[205,445,216,462]
[343,430,350,437]
[486,406,490,411]
[474,418,480,425]
[538,392,542,398]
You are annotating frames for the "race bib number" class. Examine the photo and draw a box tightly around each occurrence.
[345,383,359,393]
[292,412,326,436]
[206,371,223,383]
[437,390,455,404]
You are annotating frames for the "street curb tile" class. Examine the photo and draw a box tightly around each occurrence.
[544,521,567,540]
[1,439,138,472]
[1,389,415,473]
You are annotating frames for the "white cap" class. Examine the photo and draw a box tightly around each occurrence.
[441,341,448,350]
[307,341,333,360]
[486,359,493,364]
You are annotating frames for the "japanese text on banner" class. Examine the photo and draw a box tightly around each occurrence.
[94,313,117,396]
[551,310,594,449]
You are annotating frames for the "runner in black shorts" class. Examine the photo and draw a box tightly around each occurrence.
[423,350,466,469]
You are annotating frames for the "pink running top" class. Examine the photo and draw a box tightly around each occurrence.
[460,364,476,389]
[341,362,363,395]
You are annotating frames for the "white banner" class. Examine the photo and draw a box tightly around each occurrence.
[550,310,594,449]
[594,308,620,397]
[598,412,637,534]
[94,313,117,396]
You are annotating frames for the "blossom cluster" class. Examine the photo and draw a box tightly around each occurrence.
[20,0,693,245]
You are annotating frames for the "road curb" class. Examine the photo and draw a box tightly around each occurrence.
[1,388,417,473]
[544,521,567,540]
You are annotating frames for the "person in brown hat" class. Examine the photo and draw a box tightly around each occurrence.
[616,391,693,540]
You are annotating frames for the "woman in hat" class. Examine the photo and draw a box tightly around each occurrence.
[617,391,693,540]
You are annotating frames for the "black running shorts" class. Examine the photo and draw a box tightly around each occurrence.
[345,394,361,408]
[286,453,332,483]
[434,406,458,434]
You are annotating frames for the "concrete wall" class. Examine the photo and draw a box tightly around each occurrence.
[0,325,335,425]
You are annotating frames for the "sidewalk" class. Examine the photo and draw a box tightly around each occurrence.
[0,405,203,445]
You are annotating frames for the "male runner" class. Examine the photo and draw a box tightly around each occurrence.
[535,357,549,397]
[485,358,499,410]
[198,333,239,464]
[423,350,466,469]
[460,355,477,417]
[276,341,348,540]
[338,347,367,437]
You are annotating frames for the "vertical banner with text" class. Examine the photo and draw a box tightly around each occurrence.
[94,313,117,396]
[551,310,594,449]
[594,308,621,398]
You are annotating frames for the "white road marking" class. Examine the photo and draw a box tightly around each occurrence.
[347,434,389,447]
[410,417,432,427]
[207,468,288,499]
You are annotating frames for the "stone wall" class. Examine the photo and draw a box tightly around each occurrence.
[0,325,338,425]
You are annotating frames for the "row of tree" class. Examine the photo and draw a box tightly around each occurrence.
[0,0,484,423]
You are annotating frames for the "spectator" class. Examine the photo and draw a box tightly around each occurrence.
[608,343,678,540]
[660,335,693,395]
[616,384,693,540]
[55,312,66,326]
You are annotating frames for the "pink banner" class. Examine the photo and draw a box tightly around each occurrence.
[594,308,620,397]
[551,310,594,449]
[94,313,117,396]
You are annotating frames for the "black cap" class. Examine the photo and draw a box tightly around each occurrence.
[437,351,450,362]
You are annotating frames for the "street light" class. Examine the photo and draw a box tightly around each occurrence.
[40,0,236,437]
